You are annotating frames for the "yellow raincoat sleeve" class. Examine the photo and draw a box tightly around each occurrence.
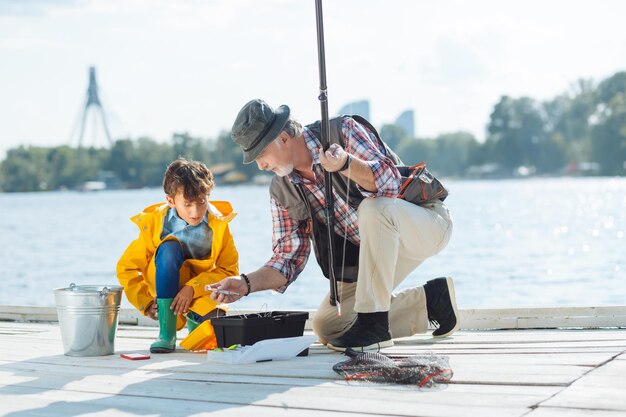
[185,224,239,298]
[116,234,155,315]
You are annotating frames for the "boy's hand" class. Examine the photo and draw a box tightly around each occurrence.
[146,300,158,320]
[171,286,194,315]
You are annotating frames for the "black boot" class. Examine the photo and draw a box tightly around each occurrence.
[424,277,460,338]
[327,311,393,352]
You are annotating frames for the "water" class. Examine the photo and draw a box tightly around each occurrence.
[1,177,625,311]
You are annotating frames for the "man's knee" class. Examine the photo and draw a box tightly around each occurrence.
[312,309,358,344]
[357,197,396,230]
[311,312,330,343]
[312,310,346,344]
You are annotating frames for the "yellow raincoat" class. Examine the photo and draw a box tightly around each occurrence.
[116,201,238,329]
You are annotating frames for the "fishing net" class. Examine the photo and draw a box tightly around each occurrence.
[333,349,453,387]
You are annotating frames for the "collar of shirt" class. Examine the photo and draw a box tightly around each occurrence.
[167,207,209,227]
[288,127,323,186]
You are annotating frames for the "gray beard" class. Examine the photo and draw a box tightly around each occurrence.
[274,164,294,177]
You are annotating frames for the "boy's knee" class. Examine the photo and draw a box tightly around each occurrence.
[156,241,184,264]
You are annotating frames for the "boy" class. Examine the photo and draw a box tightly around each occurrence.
[117,158,238,353]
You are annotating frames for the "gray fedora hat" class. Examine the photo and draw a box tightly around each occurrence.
[231,99,290,164]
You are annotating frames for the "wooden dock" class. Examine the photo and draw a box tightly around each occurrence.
[1,307,625,417]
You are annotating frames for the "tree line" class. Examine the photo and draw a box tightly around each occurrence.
[1,71,625,192]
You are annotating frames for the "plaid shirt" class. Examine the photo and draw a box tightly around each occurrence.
[264,117,401,292]
[161,208,213,260]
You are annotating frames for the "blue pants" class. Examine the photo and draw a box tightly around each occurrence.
[155,241,184,298]
[188,309,225,324]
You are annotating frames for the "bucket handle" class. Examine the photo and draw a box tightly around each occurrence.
[101,286,110,298]
[68,283,113,297]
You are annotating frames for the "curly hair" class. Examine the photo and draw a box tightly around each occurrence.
[163,158,214,200]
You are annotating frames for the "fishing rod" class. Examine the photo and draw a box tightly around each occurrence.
[314,0,340,313]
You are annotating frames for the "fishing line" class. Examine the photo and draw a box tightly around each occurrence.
[224,302,272,320]
[339,158,352,306]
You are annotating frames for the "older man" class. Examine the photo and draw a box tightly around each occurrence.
[211,99,459,352]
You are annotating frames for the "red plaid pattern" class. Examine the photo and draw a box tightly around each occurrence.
[265,117,401,291]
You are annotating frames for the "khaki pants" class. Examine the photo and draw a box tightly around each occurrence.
[312,197,453,344]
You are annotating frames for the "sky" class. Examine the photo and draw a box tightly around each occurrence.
[1,0,625,155]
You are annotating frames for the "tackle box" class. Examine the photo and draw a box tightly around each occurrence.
[210,311,309,350]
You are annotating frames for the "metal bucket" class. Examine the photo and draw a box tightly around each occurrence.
[54,283,123,356]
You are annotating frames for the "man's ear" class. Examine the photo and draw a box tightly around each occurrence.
[165,194,176,208]
[278,131,290,144]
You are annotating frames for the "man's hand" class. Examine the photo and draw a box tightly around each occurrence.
[320,142,377,191]
[145,300,158,320]
[171,286,194,315]
[319,143,349,172]
[208,276,248,303]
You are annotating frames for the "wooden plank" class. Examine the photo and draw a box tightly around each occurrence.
[464,306,626,318]
[0,335,606,385]
[4,322,624,346]
[0,358,563,400]
[540,358,626,411]
[391,343,626,354]
[430,353,615,367]
[0,306,156,327]
[527,408,626,416]
[0,341,603,390]
[0,384,403,417]
[395,329,626,344]
[0,366,559,417]
[4,305,626,329]
[3,340,623,359]
[121,326,626,341]
[2,332,625,363]
[0,383,541,417]
[0,348,590,387]
[0,306,318,329]
[449,364,591,386]
[396,339,626,349]
[2,321,626,417]
[461,306,626,329]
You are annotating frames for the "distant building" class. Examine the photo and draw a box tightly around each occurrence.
[395,110,415,138]
[337,100,370,119]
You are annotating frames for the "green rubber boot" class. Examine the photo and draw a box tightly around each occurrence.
[150,298,177,353]
[185,313,200,333]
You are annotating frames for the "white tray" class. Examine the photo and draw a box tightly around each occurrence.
[206,335,317,364]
